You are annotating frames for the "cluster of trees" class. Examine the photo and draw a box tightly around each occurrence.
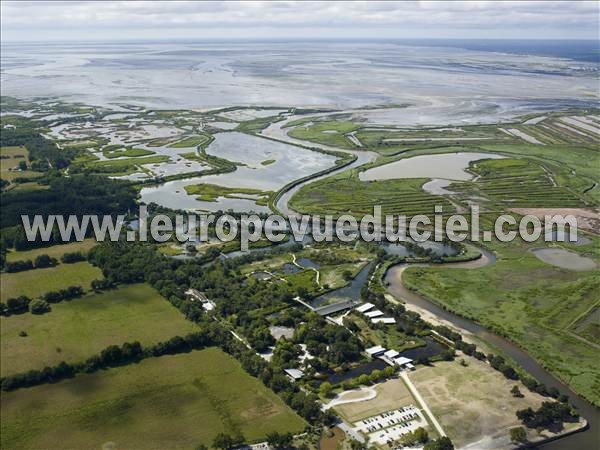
[0,175,137,251]
[516,402,579,430]
[4,254,58,273]
[423,436,454,450]
[4,259,34,273]
[511,385,524,398]
[210,431,245,450]
[399,427,429,446]
[29,299,51,314]
[294,315,364,366]
[61,251,87,263]
[271,339,302,368]
[1,285,84,316]
[87,240,332,426]
[488,354,519,380]
[324,365,397,394]
[42,285,84,303]
[91,278,116,292]
[0,124,76,170]
[1,296,32,315]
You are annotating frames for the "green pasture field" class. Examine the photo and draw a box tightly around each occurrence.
[168,134,213,148]
[0,348,306,449]
[102,147,155,159]
[0,146,43,183]
[451,158,587,209]
[184,183,270,203]
[1,283,198,376]
[289,170,454,218]
[1,262,102,302]
[86,155,169,175]
[287,120,360,149]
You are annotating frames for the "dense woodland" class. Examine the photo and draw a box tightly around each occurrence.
[0,123,76,170]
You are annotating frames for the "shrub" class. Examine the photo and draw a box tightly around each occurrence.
[6,296,31,313]
[29,299,51,314]
[34,254,58,268]
[4,259,34,273]
[61,252,87,264]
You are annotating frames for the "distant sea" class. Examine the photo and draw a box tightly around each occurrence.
[388,39,600,63]
[1,38,597,116]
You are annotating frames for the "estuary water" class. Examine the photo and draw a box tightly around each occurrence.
[359,152,505,182]
[139,131,338,212]
[2,40,598,125]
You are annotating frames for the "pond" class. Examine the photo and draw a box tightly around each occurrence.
[297,258,320,269]
[310,263,373,308]
[531,248,597,271]
[396,337,446,361]
[282,263,302,275]
[422,178,455,195]
[544,229,593,246]
[359,152,504,182]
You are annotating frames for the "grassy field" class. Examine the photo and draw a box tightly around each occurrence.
[1,283,198,376]
[402,236,600,406]
[333,378,415,423]
[86,155,169,176]
[288,120,360,149]
[184,183,271,203]
[1,348,306,449]
[475,142,599,203]
[1,262,102,302]
[168,134,213,148]
[5,239,98,262]
[102,147,155,158]
[346,312,426,352]
[289,140,597,219]
[452,157,588,209]
[289,169,454,217]
[409,358,553,448]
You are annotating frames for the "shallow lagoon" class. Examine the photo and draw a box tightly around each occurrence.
[532,248,596,271]
[359,152,504,182]
[140,132,338,212]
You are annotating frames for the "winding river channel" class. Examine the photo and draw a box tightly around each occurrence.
[267,116,598,449]
[383,253,598,449]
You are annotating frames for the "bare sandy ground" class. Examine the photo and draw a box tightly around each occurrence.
[324,386,377,409]
[499,127,545,145]
[560,117,600,136]
[510,208,600,235]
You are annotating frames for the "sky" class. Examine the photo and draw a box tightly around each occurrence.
[1,1,599,42]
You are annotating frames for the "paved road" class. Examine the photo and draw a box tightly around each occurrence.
[401,371,447,437]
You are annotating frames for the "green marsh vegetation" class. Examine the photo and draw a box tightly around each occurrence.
[402,235,600,406]
[184,183,272,205]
